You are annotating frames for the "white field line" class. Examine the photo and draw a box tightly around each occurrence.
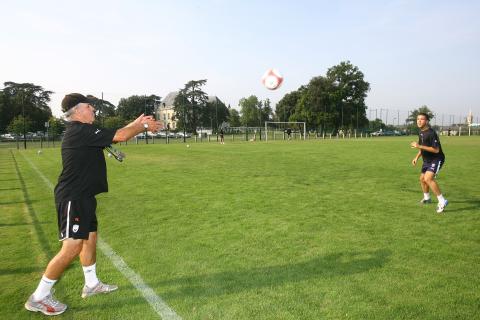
[21,153,181,320]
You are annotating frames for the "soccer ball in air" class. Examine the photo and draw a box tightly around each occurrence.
[261,68,283,90]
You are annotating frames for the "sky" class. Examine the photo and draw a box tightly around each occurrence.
[1,0,479,124]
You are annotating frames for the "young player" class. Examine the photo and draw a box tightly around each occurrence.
[410,113,448,213]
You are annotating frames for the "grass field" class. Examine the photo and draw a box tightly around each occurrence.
[1,136,479,319]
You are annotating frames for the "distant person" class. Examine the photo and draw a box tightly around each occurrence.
[286,128,292,140]
[219,129,225,144]
[410,113,448,213]
[25,93,161,316]
[447,128,451,136]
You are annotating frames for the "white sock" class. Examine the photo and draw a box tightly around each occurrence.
[82,263,99,288]
[32,275,57,301]
[437,194,446,204]
[423,193,431,200]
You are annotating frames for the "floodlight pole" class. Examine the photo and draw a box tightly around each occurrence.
[21,91,28,149]
[183,94,186,143]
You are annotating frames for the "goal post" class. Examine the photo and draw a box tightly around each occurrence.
[264,122,306,141]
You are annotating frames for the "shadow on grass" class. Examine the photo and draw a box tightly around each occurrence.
[0,221,48,227]
[0,187,21,191]
[11,150,55,259]
[0,200,33,205]
[442,199,480,213]
[0,266,44,275]
[158,249,391,299]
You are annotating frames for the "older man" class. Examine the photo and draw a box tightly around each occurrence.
[25,93,161,315]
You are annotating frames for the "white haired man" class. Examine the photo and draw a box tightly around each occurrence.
[25,93,161,315]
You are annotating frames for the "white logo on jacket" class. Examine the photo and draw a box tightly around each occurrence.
[73,224,79,233]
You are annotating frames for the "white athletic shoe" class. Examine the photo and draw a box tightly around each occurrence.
[420,198,432,204]
[25,291,67,316]
[81,281,118,298]
[436,200,449,213]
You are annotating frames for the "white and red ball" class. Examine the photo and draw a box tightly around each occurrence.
[261,68,283,90]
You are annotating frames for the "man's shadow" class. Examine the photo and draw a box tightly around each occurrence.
[156,249,391,299]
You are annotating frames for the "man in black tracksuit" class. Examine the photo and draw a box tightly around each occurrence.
[25,93,161,316]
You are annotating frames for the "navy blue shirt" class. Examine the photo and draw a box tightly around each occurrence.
[418,127,445,162]
[54,121,115,202]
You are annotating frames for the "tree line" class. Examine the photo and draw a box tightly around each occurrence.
[0,61,436,137]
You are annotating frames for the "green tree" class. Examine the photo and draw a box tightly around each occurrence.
[117,94,161,121]
[290,77,334,133]
[406,105,434,123]
[239,95,263,126]
[7,115,32,135]
[173,80,208,134]
[103,116,126,130]
[199,97,229,132]
[228,107,241,127]
[405,105,435,134]
[277,61,370,133]
[275,87,305,122]
[368,118,386,131]
[325,61,370,131]
[0,82,53,133]
[87,95,116,126]
[48,117,66,137]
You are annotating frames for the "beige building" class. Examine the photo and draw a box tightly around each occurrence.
[156,91,222,131]
[156,91,178,130]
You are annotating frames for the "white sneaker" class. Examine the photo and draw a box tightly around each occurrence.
[436,200,449,213]
[81,281,118,298]
[25,291,67,316]
[420,198,432,204]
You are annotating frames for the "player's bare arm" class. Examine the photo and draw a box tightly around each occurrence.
[412,150,421,166]
[410,141,439,154]
[113,114,162,142]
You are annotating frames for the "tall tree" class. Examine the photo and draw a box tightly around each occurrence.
[239,95,263,127]
[275,87,306,122]
[7,115,32,136]
[406,105,435,133]
[48,116,66,136]
[173,80,208,134]
[281,61,370,133]
[199,97,229,131]
[325,61,370,131]
[227,107,241,127]
[116,94,161,121]
[406,105,434,123]
[0,82,53,133]
[87,95,116,126]
[103,116,127,130]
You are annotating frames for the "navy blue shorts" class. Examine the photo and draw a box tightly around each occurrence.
[421,159,445,175]
[56,197,98,241]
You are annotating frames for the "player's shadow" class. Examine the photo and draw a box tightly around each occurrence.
[12,153,55,259]
[0,266,44,275]
[157,249,391,299]
[0,187,21,191]
[442,199,480,213]
[0,221,48,227]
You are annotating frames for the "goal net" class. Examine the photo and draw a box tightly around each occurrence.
[264,122,306,141]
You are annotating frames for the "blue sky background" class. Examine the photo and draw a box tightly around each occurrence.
[1,0,479,123]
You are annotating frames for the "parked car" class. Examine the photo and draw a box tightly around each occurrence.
[176,132,192,138]
[1,133,16,140]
